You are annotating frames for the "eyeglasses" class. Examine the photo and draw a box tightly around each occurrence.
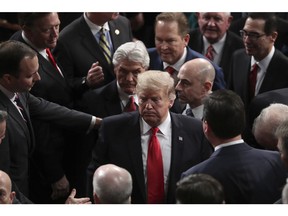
[239,30,266,41]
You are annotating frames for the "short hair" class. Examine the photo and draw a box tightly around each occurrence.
[0,40,37,78]
[112,40,150,69]
[0,110,8,123]
[176,173,224,204]
[275,119,288,158]
[253,103,288,148]
[155,12,189,37]
[93,164,133,204]
[248,13,278,35]
[136,70,176,101]
[203,89,246,139]
[17,13,52,27]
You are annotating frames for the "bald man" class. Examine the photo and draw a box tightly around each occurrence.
[0,170,15,204]
[92,164,132,204]
[175,58,215,119]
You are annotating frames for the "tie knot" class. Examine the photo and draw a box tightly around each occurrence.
[151,127,159,135]
[251,63,259,72]
[165,66,176,75]
[185,108,193,117]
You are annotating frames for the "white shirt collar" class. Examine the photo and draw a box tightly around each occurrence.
[141,112,171,136]
[117,81,138,106]
[163,47,187,72]
[214,139,244,151]
[84,12,110,36]
[251,46,275,71]
[203,33,227,55]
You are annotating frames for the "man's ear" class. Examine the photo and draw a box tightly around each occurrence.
[93,192,101,204]
[10,191,16,204]
[2,74,14,84]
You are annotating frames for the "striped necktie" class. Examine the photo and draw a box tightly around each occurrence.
[99,28,112,65]
[205,45,214,61]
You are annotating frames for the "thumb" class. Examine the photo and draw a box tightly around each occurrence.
[69,188,77,198]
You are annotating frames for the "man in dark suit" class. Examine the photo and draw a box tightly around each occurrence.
[182,89,287,204]
[10,12,79,203]
[82,40,149,118]
[87,70,213,204]
[228,13,288,109]
[188,12,244,83]
[148,12,226,93]
[0,40,101,199]
[54,12,133,107]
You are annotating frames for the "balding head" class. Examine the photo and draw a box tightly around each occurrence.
[92,164,132,204]
[176,58,215,108]
[0,170,15,204]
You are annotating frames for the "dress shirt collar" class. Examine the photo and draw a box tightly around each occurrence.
[203,33,226,55]
[117,81,138,107]
[214,139,244,151]
[251,46,275,72]
[141,112,171,136]
[163,47,187,72]
[84,12,110,36]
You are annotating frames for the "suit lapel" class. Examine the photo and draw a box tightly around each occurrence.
[103,81,122,115]
[127,113,147,202]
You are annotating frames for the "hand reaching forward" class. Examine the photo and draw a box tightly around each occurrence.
[65,188,92,204]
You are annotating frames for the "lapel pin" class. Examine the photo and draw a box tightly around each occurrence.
[178,136,183,141]
[115,29,120,35]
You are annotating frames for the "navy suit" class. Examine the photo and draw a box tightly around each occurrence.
[87,112,213,203]
[148,46,226,91]
[54,14,133,101]
[228,48,288,108]
[0,91,93,197]
[182,143,287,203]
[188,29,244,83]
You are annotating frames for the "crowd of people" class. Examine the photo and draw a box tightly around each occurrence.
[0,12,288,204]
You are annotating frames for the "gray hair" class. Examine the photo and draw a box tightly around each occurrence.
[112,40,150,69]
[136,70,176,101]
[93,164,133,204]
[0,110,8,122]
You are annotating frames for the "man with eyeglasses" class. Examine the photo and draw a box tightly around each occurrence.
[228,13,288,109]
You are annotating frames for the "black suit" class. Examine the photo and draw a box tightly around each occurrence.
[228,48,288,108]
[87,112,212,203]
[188,29,244,82]
[54,14,133,103]
[0,90,93,197]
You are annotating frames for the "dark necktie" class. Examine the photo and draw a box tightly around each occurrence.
[147,127,165,204]
[14,94,28,122]
[123,96,137,112]
[205,45,214,61]
[99,28,112,65]
[185,108,194,117]
[165,66,176,76]
[249,63,259,99]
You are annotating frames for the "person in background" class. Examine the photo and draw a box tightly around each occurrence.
[87,70,212,204]
[175,58,215,119]
[0,170,16,204]
[54,12,133,109]
[92,164,132,204]
[176,173,225,204]
[182,89,287,204]
[0,40,101,201]
[189,12,244,83]
[252,103,288,150]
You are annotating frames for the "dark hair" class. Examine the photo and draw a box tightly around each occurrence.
[0,40,37,78]
[203,89,246,139]
[17,13,51,27]
[176,173,224,204]
[248,13,278,35]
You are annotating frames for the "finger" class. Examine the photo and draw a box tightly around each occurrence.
[69,188,76,198]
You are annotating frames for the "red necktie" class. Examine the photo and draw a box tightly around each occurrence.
[147,127,165,204]
[46,48,60,72]
[205,45,214,61]
[123,96,137,112]
[249,63,259,99]
[165,66,176,76]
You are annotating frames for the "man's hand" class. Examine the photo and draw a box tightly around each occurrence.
[51,175,70,200]
[65,188,91,204]
[86,62,105,88]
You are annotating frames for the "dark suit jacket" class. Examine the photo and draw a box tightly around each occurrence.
[81,80,122,118]
[188,29,244,83]
[182,143,287,204]
[54,14,133,100]
[148,46,226,91]
[0,91,93,196]
[10,31,75,186]
[228,48,288,108]
[87,112,213,204]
